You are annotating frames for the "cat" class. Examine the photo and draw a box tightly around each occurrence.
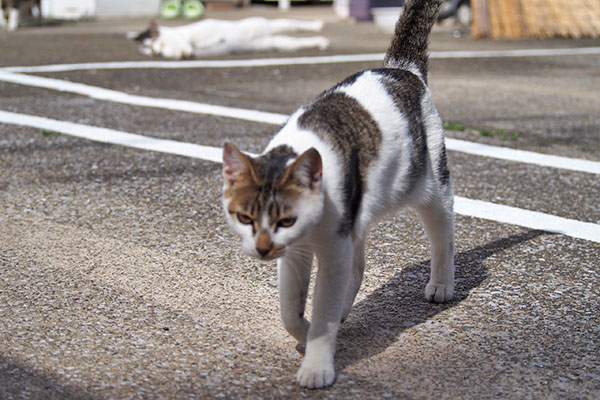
[129,17,329,59]
[0,0,39,31]
[222,0,453,389]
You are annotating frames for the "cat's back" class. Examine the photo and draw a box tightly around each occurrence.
[268,67,443,234]
[274,67,433,172]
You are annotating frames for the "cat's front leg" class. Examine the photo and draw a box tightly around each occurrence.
[278,250,312,345]
[7,6,18,31]
[341,236,365,322]
[296,236,352,389]
[0,7,6,29]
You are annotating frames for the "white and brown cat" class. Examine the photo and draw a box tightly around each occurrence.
[0,0,39,31]
[222,0,453,389]
[130,17,329,59]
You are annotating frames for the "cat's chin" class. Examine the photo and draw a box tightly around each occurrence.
[255,255,280,263]
[245,247,287,262]
[254,249,285,263]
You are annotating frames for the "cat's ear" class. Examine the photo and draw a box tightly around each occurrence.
[149,20,159,36]
[223,142,258,188]
[126,20,159,41]
[280,148,322,192]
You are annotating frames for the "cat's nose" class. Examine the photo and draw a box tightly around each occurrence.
[256,231,273,257]
[256,244,273,257]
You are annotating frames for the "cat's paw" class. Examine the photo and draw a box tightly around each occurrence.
[296,360,335,389]
[425,282,454,303]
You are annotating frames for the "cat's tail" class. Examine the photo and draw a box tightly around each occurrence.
[383,0,443,83]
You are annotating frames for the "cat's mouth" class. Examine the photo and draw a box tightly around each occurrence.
[256,254,279,262]
[250,244,286,262]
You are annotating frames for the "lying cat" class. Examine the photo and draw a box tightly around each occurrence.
[129,17,329,59]
[222,0,452,389]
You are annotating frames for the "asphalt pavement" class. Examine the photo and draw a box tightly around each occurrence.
[1,5,599,399]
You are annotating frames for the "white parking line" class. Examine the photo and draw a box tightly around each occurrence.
[2,47,599,73]
[454,197,600,244]
[1,69,599,175]
[0,110,223,163]
[1,109,599,243]
[445,138,600,175]
[0,54,386,73]
[0,70,286,125]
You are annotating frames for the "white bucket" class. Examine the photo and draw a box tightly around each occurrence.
[372,7,403,33]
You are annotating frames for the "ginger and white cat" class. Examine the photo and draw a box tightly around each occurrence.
[222,0,453,389]
[130,17,329,59]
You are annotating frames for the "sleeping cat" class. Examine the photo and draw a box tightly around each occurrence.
[222,0,452,389]
[129,17,329,59]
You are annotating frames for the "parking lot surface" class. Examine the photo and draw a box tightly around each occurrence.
[1,6,599,399]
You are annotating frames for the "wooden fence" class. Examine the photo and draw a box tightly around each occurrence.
[471,0,600,38]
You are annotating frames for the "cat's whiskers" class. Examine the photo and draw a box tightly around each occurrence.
[283,245,312,260]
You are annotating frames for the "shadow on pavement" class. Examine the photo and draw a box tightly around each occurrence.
[0,355,94,400]
[336,229,549,370]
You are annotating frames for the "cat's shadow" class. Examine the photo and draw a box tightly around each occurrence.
[335,229,548,370]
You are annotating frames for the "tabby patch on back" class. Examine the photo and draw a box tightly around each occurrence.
[222,0,454,389]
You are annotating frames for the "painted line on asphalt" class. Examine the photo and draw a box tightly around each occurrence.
[445,138,600,175]
[1,69,599,175]
[0,109,224,163]
[454,196,600,244]
[2,47,600,73]
[0,54,386,73]
[1,109,599,244]
[0,70,286,126]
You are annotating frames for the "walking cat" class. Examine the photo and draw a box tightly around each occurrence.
[222,0,453,389]
[129,17,329,59]
[0,0,39,31]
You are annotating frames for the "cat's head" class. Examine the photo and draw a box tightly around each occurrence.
[222,143,323,261]
[127,21,160,57]
[128,21,192,59]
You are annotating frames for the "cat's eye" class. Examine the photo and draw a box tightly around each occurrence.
[236,213,253,225]
[277,217,297,228]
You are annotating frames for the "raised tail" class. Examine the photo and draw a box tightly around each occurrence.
[383,0,443,83]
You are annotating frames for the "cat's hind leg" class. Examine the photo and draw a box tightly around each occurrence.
[250,35,329,53]
[278,249,312,345]
[263,18,324,34]
[414,191,454,303]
